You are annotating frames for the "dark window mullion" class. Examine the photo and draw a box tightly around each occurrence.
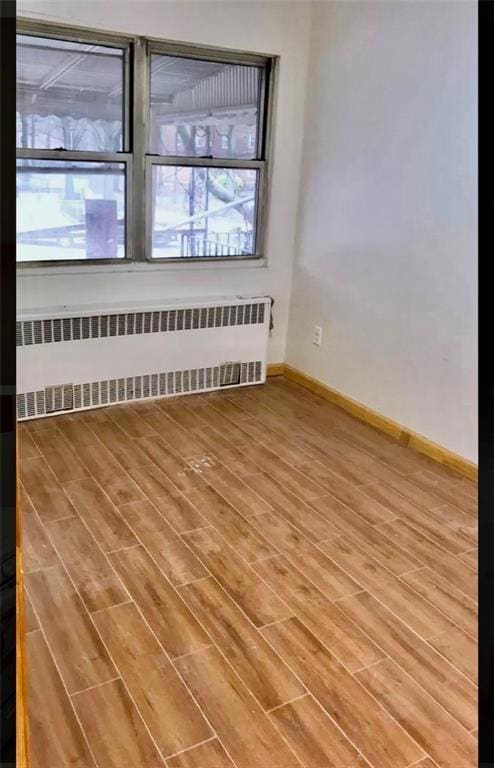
[123,44,131,154]
[16,149,130,162]
[132,37,148,261]
[145,155,263,171]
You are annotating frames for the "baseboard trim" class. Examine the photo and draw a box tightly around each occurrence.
[277,363,477,481]
[266,363,285,377]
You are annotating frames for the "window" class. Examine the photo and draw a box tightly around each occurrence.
[16,23,274,264]
[16,32,129,263]
[17,160,126,261]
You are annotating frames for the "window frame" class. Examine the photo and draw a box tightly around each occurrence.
[16,19,276,268]
[16,20,134,266]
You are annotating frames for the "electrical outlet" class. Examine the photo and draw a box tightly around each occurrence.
[313,325,322,346]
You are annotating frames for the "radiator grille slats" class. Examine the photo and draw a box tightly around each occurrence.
[220,362,241,387]
[17,360,263,420]
[17,394,26,420]
[91,317,99,339]
[24,323,33,345]
[74,385,82,409]
[26,392,35,417]
[16,301,268,347]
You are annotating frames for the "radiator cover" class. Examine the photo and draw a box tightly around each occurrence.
[17,296,271,420]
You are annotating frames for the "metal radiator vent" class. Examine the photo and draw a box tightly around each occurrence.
[17,302,266,347]
[16,360,263,420]
[220,362,241,387]
[45,384,74,414]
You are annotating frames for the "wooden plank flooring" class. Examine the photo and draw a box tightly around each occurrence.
[21,377,477,767]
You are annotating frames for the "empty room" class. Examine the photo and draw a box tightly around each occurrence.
[13,0,477,767]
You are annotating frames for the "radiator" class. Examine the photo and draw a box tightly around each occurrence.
[16,295,271,420]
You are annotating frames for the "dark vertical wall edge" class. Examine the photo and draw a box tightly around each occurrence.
[0,1,17,766]
[479,1,493,766]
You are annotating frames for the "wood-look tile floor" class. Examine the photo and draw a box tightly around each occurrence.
[20,376,478,768]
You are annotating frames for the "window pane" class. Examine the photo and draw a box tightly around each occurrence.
[150,55,261,159]
[17,160,126,262]
[16,35,125,151]
[151,165,258,258]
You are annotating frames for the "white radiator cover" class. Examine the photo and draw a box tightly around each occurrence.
[16,295,271,420]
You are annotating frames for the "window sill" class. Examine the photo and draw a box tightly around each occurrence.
[17,256,267,277]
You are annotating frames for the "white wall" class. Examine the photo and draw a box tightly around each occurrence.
[286,0,477,462]
[16,0,312,364]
